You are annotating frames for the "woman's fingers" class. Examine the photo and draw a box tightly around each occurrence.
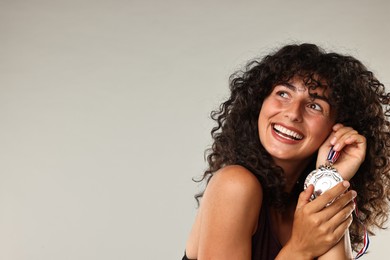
[308,181,351,213]
[329,124,365,152]
[324,213,354,245]
[322,191,356,221]
[321,199,355,244]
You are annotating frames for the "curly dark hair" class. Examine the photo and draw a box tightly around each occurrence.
[195,43,390,252]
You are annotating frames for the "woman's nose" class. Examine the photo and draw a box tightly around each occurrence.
[284,102,303,122]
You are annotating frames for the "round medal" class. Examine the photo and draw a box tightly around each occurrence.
[304,165,343,201]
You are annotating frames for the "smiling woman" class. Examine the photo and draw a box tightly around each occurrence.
[182,43,390,260]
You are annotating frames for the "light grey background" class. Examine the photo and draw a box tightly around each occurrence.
[0,0,389,259]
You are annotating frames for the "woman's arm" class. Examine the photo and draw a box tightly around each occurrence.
[315,123,366,259]
[186,165,262,260]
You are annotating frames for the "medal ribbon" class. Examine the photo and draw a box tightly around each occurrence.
[326,146,340,165]
[354,197,370,259]
[327,147,369,259]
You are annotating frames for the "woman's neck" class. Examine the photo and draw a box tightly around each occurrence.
[274,157,312,193]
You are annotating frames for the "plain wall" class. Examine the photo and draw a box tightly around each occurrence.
[0,0,389,259]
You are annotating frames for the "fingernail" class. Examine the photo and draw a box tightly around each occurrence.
[330,137,337,145]
[333,143,340,151]
[343,181,350,188]
[351,190,357,198]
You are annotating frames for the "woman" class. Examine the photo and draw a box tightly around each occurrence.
[183,43,390,259]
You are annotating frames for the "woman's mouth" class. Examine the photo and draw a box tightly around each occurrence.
[272,124,304,141]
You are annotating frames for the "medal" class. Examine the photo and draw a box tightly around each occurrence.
[304,147,343,201]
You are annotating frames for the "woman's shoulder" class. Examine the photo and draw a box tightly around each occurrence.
[212,164,262,186]
[204,165,263,206]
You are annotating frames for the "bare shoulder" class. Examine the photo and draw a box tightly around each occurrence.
[202,165,264,217]
[206,165,263,199]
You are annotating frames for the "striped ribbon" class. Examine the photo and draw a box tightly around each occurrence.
[327,146,340,164]
[354,198,370,259]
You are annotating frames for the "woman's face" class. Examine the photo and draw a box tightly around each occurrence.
[258,77,336,167]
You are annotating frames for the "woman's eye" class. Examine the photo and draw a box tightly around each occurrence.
[277,91,289,98]
[308,103,323,111]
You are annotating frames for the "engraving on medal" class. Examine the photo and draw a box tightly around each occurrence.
[304,165,343,201]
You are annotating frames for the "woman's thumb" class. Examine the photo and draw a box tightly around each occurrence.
[296,185,314,209]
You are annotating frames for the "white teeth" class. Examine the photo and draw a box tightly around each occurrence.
[273,124,303,140]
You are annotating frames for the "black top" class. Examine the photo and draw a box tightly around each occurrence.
[251,203,282,259]
[181,253,191,260]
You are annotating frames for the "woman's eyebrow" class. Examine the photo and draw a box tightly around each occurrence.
[280,82,330,104]
[281,82,298,91]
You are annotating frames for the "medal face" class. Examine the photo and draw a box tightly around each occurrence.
[304,165,343,201]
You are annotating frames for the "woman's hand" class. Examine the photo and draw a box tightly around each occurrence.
[278,182,356,259]
[317,123,366,180]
